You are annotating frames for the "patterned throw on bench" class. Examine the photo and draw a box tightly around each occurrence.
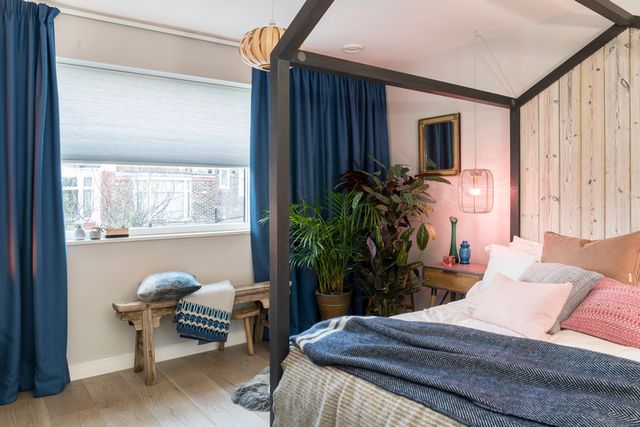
[173,280,235,344]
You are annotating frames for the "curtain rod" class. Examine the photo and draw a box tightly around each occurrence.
[47,2,240,48]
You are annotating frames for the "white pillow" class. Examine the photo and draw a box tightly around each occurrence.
[509,236,543,261]
[472,273,573,340]
[482,244,537,285]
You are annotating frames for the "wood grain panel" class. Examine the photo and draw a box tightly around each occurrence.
[520,97,540,240]
[631,28,640,231]
[559,66,582,237]
[604,30,631,237]
[520,32,639,242]
[581,48,606,240]
[538,82,561,240]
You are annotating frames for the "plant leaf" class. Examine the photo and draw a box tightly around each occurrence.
[416,223,429,251]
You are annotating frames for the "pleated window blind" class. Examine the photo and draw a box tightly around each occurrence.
[57,63,251,167]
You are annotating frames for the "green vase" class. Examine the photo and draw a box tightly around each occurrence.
[449,216,459,263]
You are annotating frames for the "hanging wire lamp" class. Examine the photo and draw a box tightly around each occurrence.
[458,32,495,214]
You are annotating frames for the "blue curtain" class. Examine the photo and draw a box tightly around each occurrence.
[0,0,69,404]
[250,67,390,335]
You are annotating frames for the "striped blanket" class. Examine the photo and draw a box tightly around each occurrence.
[174,280,235,343]
[293,316,640,427]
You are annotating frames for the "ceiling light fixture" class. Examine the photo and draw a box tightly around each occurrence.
[239,0,289,71]
[458,31,494,214]
[342,43,364,53]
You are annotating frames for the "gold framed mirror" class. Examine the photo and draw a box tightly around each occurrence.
[418,113,460,176]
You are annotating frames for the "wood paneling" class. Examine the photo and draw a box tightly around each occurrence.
[520,98,540,240]
[538,82,561,240]
[559,66,582,237]
[631,29,640,231]
[581,47,606,240]
[520,29,638,242]
[604,31,631,237]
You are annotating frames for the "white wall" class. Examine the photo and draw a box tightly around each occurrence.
[66,234,254,379]
[387,45,512,308]
[55,14,250,84]
[55,14,255,379]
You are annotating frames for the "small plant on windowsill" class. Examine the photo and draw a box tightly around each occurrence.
[73,224,86,241]
[89,225,106,240]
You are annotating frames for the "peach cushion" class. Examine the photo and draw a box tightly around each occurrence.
[472,273,573,340]
[561,277,640,349]
[541,231,640,286]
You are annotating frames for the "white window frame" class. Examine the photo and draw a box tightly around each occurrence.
[57,58,251,239]
[218,168,231,189]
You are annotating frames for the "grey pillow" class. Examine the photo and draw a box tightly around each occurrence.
[137,271,201,302]
[519,262,603,333]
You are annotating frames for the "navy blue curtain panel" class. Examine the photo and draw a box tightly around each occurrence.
[250,67,390,335]
[0,0,69,404]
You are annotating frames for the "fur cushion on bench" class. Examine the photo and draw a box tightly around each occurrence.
[231,368,270,412]
[137,271,201,302]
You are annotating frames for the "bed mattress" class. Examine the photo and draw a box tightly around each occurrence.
[273,298,640,426]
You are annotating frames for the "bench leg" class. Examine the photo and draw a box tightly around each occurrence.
[218,342,225,351]
[134,330,144,373]
[254,309,265,344]
[244,317,255,356]
[142,309,157,386]
[253,308,269,344]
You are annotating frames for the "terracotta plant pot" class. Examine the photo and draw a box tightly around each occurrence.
[316,291,352,320]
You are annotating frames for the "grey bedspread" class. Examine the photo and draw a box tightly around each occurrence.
[292,316,640,427]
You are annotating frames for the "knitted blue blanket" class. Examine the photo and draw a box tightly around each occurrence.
[293,316,640,427]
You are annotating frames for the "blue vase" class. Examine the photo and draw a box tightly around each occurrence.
[459,241,471,264]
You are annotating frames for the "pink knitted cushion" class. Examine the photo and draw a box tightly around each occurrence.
[561,277,640,348]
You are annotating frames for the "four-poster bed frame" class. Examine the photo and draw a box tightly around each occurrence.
[266,0,640,420]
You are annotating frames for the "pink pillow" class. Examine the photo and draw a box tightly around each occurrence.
[472,273,573,340]
[561,277,640,348]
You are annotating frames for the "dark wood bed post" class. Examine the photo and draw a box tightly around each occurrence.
[268,0,639,423]
[268,1,335,423]
[268,56,291,422]
[510,107,520,240]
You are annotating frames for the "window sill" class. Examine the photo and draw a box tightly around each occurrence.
[66,228,250,246]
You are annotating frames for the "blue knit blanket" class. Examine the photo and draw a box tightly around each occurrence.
[293,316,640,427]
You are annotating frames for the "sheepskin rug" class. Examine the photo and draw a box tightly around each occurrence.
[231,368,270,412]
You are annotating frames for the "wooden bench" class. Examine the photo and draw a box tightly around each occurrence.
[112,281,270,386]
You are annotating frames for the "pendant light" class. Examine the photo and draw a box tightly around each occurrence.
[239,0,287,71]
[458,32,495,214]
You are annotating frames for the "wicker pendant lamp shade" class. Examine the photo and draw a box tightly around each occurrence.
[458,168,494,213]
[239,20,286,71]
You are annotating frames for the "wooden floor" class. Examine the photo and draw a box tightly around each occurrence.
[0,342,270,427]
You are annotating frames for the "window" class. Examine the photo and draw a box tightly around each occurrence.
[218,169,230,189]
[57,61,251,237]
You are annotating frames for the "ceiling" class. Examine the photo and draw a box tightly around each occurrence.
[51,0,640,94]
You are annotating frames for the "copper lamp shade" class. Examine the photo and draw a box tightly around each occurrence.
[239,20,286,71]
[458,168,494,213]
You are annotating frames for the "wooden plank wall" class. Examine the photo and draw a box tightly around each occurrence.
[520,28,640,241]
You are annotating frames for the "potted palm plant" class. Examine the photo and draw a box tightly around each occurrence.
[263,190,376,319]
[339,163,449,317]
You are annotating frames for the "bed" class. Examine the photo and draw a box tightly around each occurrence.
[273,285,640,426]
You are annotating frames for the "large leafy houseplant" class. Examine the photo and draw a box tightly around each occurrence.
[338,163,449,317]
[261,190,377,318]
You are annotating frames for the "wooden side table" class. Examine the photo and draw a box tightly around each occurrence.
[423,263,486,307]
